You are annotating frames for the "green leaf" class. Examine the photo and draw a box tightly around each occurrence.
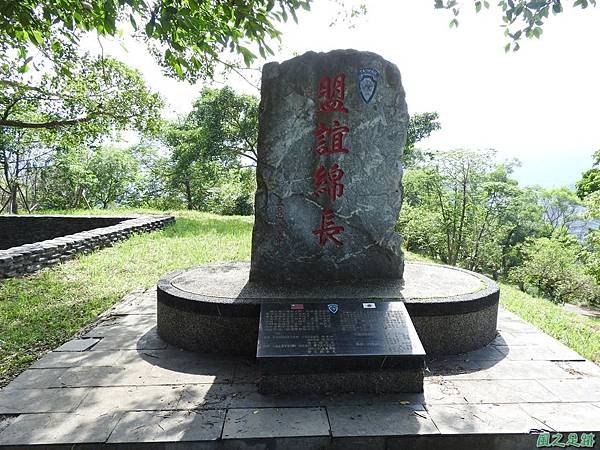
[30,30,43,46]
[173,61,184,78]
[145,19,155,36]
[476,1,482,12]
[449,18,459,28]
[238,46,256,66]
[129,14,137,31]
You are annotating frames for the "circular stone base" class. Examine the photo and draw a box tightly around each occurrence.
[157,262,499,356]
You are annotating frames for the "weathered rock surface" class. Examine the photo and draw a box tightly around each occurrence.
[250,49,408,283]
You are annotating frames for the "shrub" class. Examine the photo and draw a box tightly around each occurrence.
[509,237,600,307]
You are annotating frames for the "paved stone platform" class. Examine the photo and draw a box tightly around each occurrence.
[1,287,599,449]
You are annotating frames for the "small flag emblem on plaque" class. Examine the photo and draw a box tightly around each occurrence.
[363,302,376,309]
[291,304,304,310]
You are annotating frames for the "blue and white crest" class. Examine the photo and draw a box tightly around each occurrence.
[358,68,379,104]
[327,303,339,314]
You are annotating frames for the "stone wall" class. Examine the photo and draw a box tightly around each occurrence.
[0,215,175,278]
[0,215,131,249]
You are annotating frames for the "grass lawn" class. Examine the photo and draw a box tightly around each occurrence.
[1,210,598,387]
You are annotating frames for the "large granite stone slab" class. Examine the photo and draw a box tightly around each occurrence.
[76,385,184,415]
[222,407,330,439]
[328,403,439,437]
[0,387,88,414]
[107,410,225,443]
[54,338,101,352]
[519,402,600,431]
[427,404,549,434]
[0,411,120,445]
[250,49,408,283]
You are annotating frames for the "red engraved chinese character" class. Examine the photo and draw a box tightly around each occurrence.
[317,74,348,113]
[313,209,344,247]
[314,163,345,201]
[314,120,349,155]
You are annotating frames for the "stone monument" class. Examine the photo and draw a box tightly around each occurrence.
[250,50,407,283]
[156,49,500,395]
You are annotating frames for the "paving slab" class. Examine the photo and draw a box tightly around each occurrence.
[496,319,543,334]
[426,344,505,363]
[423,378,469,405]
[0,416,15,435]
[0,412,120,445]
[222,407,330,439]
[0,387,88,414]
[554,360,600,378]
[491,330,565,347]
[31,350,127,368]
[539,378,600,402]
[496,344,585,361]
[76,385,184,415]
[90,313,158,332]
[106,289,155,316]
[178,384,234,410]
[427,403,551,434]
[86,328,168,351]
[107,410,225,443]
[427,358,580,380]
[4,368,66,390]
[54,337,101,352]
[449,379,559,403]
[55,366,131,387]
[328,403,439,437]
[519,402,600,431]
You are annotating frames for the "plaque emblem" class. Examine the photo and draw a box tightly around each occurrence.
[327,303,339,314]
[358,68,379,104]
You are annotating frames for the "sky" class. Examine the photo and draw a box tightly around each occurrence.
[90,0,600,188]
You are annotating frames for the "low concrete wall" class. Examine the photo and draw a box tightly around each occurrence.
[0,215,175,278]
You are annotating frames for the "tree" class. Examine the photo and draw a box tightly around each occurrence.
[576,149,600,199]
[163,87,259,210]
[86,147,139,209]
[0,0,312,82]
[187,87,259,165]
[1,56,162,132]
[399,149,539,276]
[36,146,96,210]
[0,55,162,213]
[509,236,599,306]
[496,186,547,274]
[538,186,582,234]
[403,112,442,167]
[435,0,596,52]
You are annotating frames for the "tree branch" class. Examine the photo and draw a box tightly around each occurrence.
[0,116,92,129]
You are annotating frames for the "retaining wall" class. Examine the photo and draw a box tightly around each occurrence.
[0,215,175,278]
